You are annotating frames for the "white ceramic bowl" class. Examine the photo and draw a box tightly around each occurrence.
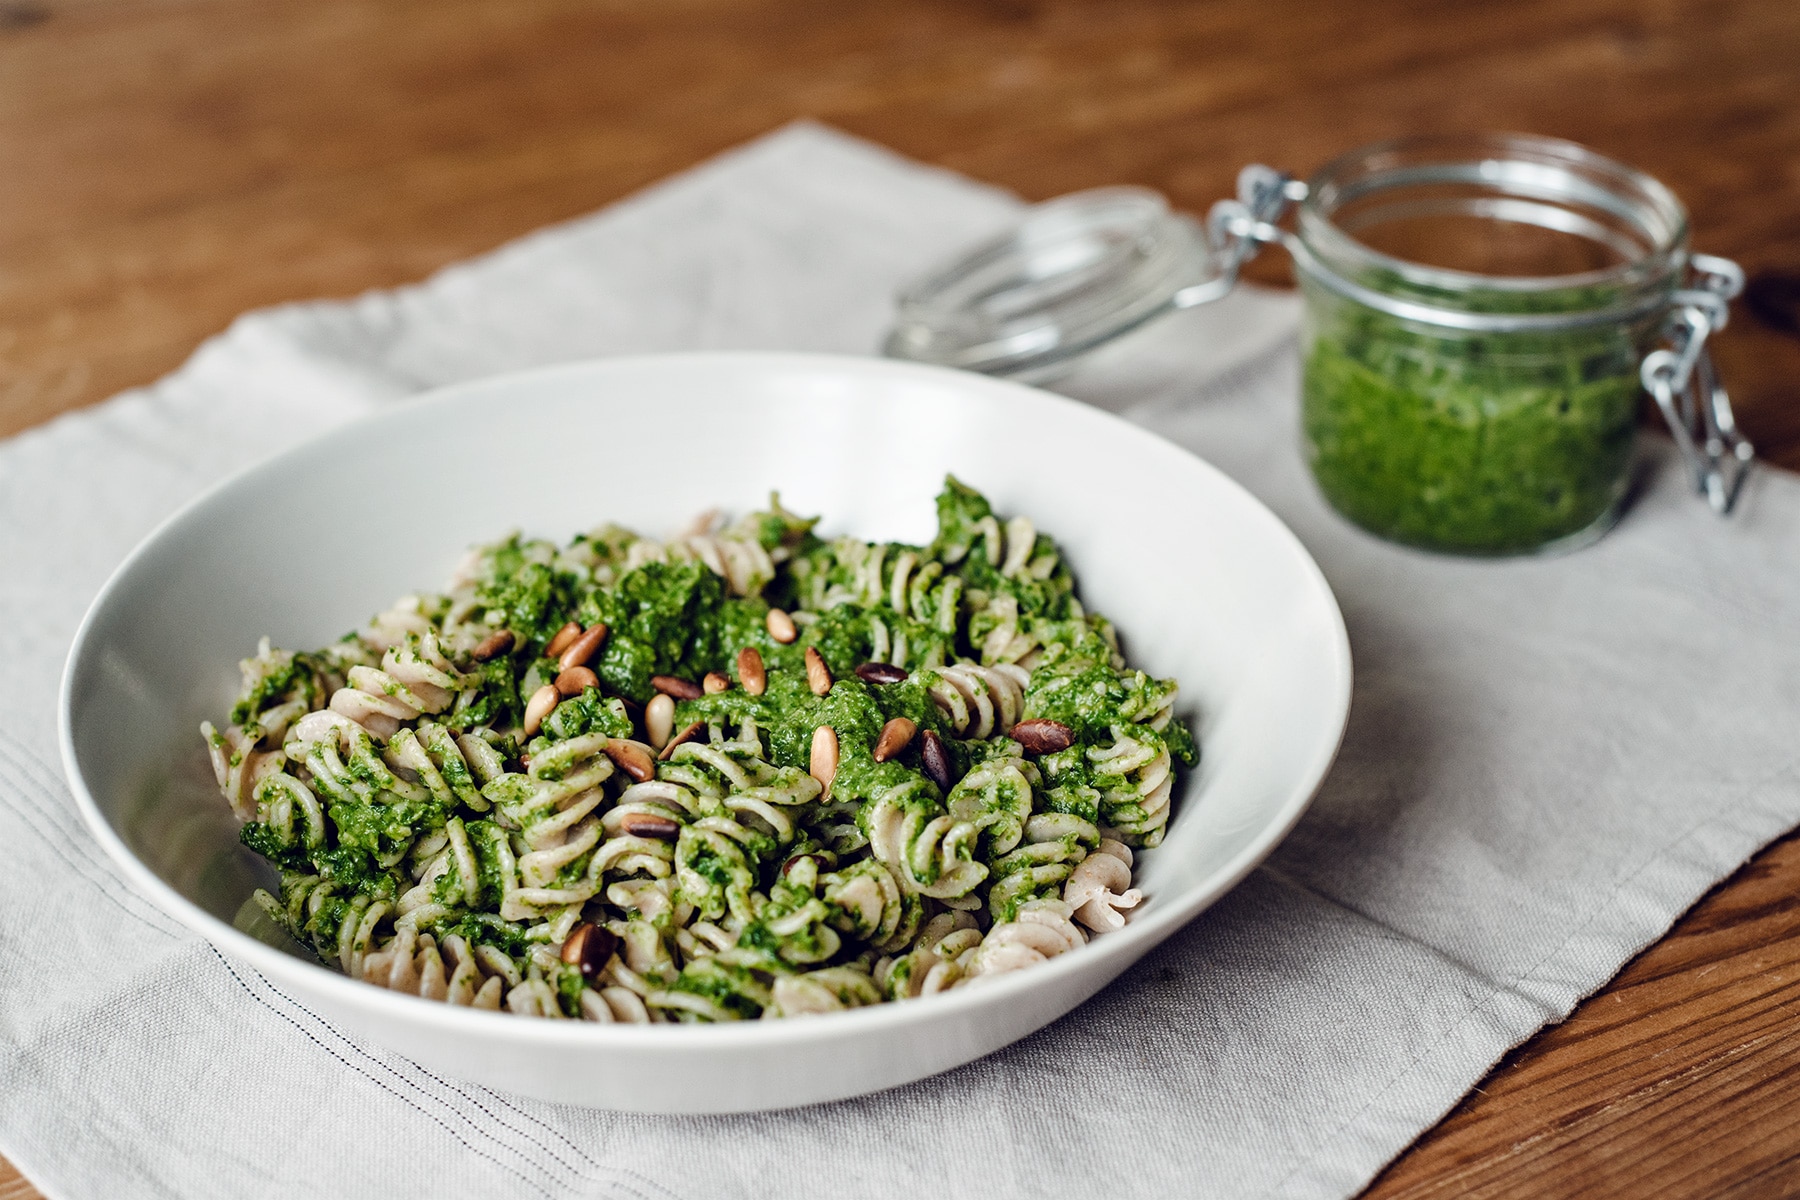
[61,352,1350,1113]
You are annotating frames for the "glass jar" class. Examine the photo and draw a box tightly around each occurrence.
[885,133,1750,555]
[1295,134,1697,553]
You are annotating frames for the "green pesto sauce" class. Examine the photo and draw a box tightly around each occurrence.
[1300,285,1643,555]
[449,656,520,732]
[236,477,1202,983]
[474,540,579,645]
[229,653,317,726]
[677,665,967,805]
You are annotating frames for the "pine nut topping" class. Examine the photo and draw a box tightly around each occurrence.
[810,725,839,791]
[766,607,798,644]
[650,675,703,700]
[873,716,918,763]
[738,647,767,696]
[554,666,598,697]
[561,922,619,980]
[545,621,582,658]
[805,646,833,696]
[703,671,730,695]
[920,729,953,791]
[854,662,908,685]
[1010,718,1076,754]
[558,623,609,672]
[659,721,705,760]
[523,684,559,738]
[619,812,681,840]
[602,738,656,783]
[471,630,515,661]
[645,693,675,749]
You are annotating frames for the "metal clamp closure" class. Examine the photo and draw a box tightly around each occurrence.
[1172,166,1307,310]
[1641,253,1752,515]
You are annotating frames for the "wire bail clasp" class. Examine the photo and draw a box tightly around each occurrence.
[1641,253,1752,514]
[1170,166,1307,310]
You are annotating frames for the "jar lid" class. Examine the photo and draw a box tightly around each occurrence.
[883,187,1226,381]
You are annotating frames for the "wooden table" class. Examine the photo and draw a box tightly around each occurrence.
[3,2,1797,1195]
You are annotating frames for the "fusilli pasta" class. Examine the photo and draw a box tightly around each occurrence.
[204,478,1197,1022]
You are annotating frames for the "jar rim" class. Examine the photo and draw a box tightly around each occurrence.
[1295,132,1691,320]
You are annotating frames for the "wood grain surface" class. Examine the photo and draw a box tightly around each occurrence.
[3,1,1798,1196]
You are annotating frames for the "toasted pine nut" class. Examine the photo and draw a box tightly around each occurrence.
[810,725,839,791]
[650,675,703,701]
[781,852,823,877]
[523,684,559,738]
[645,693,675,749]
[471,630,515,662]
[602,738,656,783]
[703,671,730,695]
[620,812,681,840]
[873,716,918,763]
[545,621,582,658]
[558,623,609,672]
[920,729,952,791]
[738,647,766,696]
[805,646,833,696]
[659,721,704,760]
[1010,718,1075,754]
[766,607,798,644]
[555,666,598,697]
[560,922,619,979]
[854,661,908,685]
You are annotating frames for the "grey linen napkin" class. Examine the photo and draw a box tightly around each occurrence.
[2,122,1797,1200]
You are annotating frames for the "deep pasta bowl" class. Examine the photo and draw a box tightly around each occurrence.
[61,352,1350,1112]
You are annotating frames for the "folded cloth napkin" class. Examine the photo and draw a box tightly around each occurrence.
[3,122,1798,1200]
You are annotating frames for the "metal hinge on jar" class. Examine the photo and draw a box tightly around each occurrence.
[1641,254,1753,514]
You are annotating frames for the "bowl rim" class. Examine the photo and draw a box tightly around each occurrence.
[59,350,1352,1050]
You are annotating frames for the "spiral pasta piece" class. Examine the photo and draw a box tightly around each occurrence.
[876,911,983,999]
[481,733,616,928]
[249,771,327,853]
[327,631,471,741]
[199,641,323,819]
[385,721,503,812]
[1090,725,1175,848]
[867,778,987,901]
[921,661,1029,739]
[985,812,1099,922]
[287,709,429,811]
[258,874,395,978]
[624,528,776,597]
[674,814,780,923]
[647,957,773,1022]
[1062,839,1143,933]
[819,857,919,951]
[578,983,654,1024]
[945,744,1037,857]
[961,898,1087,982]
[764,965,882,1018]
[791,538,966,634]
[202,721,289,821]
[358,594,441,655]
[361,928,507,1010]
[948,513,1061,582]
[972,594,1045,667]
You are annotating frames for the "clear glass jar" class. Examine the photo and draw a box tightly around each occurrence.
[1291,134,1685,554]
[884,133,1749,556]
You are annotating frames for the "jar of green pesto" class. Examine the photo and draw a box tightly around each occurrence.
[885,133,1751,556]
[1285,134,1748,554]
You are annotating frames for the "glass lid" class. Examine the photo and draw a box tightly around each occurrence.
[883,187,1225,381]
